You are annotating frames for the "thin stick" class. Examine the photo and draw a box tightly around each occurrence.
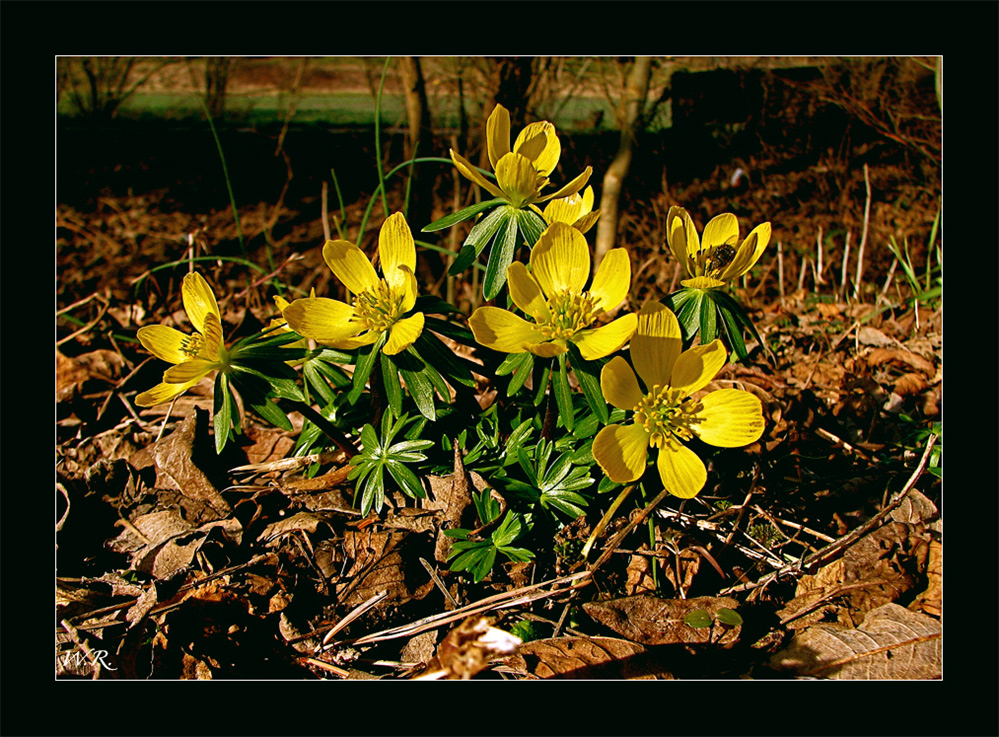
[776,241,785,304]
[854,163,872,301]
[321,180,332,243]
[877,258,899,305]
[57,299,109,347]
[797,255,809,293]
[840,229,852,300]
[719,434,937,596]
[815,225,825,286]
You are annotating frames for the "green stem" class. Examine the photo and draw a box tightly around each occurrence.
[295,403,358,458]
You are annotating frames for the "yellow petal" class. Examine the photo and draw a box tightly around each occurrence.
[137,325,191,364]
[274,295,292,312]
[182,271,221,334]
[593,422,651,484]
[284,297,361,342]
[163,358,216,384]
[669,339,728,396]
[701,213,739,249]
[600,355,644,410]
[690,388,765,448]
[530,222,590,297]
[588,247,631,313]
[507,262,549,323]
[537,166,592,203]
[525,340,568,358]
[323,239,379,296]
[450,150,504,199]
[721,221,771,282]
[680,275,726,289]
[495,152,542,207]
[542,187,590,226]
[485,104,511,170]
[377,212,417,293]
[468,306,547,353]
[396,264,419,313]
[324,331,380,350]
[513,121,559,177]
[383,312,425,356]
[656,441,708,499]
[666,207,701,269]
[199,312,223,359]
[630,301,682,390]
[572,210,601,234]
[134,379,199,407]
[574,313,638,361]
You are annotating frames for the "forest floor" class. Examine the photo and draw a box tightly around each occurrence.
[56,78,943,682]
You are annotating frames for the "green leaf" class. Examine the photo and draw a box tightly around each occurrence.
[359,465,386,516]
[348,333,387,405]
[359,423,379,452]
[716,608,743,626]
[516,207,546,248]
[483,208,520,300]
[398,364,437,420]
[386,460,426,499]
[699,290,718,344]
[676,289,704,343]
[411,332,474,388]
[213,372,232,454]
[380,354,404,420]
[567,343,608,424]
[448,205,511,276]
[423,197,505,233]
[302,361,337,406]
[553,354,575,432]
[491,511,525,548]
[684,610,713,629]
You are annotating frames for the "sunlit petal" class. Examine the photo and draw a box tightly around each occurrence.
[537,166,592,202]
[182,271,221,334]
[163,358,216,384]
[507,262,550,323]
[574,313,638,361]
[135,379,199,408]
[588,248,631,313]
[495,152,543,207]
[666,206,701,266]
[600,355,644,410]
[449,150,504,199]
[485,104,511,170]
[469,306,547,353]
[377,212,417,293]
[513,121,560,177]
[680,275,727,289]
[690,388,765,448]
[656,442,708,499]
[573,211,601,234]
[669,339,728,396]
[383,312,425,355]
[199,312,223,359]
[701,213,739,249]
[530,222,590,296]
[721,221,771,282]
[630,301,682,390]
[397,264,419,313]
[525,340,568,358]
[324,331,380,350]
[593,422,651,484]
[137,325,191,364]
[284,297,362,342]
[323,239,379,295]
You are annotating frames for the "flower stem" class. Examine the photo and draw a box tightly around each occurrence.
[580,483,636,560]
[295,403,358,458]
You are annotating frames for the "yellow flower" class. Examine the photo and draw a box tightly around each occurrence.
[541,185,600,234]
[135,271,228,407]
[666,206,772,289]
[592,301,764,498]
[450,103,592,209]
[468,222,637,360]
[283,212,425,356]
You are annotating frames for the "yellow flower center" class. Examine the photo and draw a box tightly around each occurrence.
[539,290,600,341]
[633,385,701,449]
[353,280,406,333]
[689,244,737,279]
[180,332,205,358]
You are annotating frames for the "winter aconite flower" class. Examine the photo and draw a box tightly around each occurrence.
[541,185,600,234]
[450,103,592,209]
[468,222,636,360]
[283,212,424,355]
[135,271,229,407]
[666,206,772,289]
[592,301,764,498]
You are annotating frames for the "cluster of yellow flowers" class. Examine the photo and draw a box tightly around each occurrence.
[137,104,772,500]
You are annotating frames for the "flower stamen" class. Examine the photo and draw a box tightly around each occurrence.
[353,280,406,333]
[633,385,701,449]
[539,290,600,341]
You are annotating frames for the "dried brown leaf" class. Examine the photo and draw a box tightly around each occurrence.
[148,409,231,519]
[770,603,941,679]
[583,595,741,646]
[500,636,671,680]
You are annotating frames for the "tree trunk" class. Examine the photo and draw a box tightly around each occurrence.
[594,57,652,267]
